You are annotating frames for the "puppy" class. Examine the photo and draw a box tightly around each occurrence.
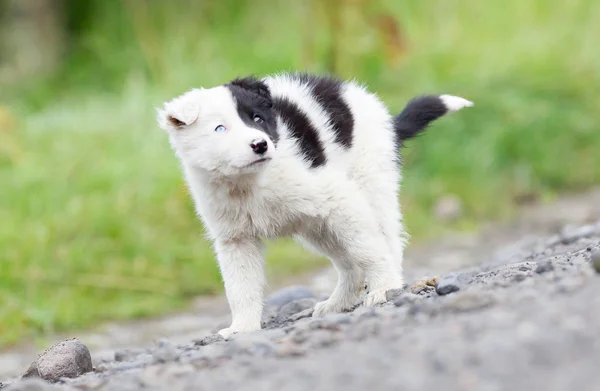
[157,73,472,337]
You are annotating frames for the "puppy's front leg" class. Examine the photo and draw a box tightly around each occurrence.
[214,237,265,338]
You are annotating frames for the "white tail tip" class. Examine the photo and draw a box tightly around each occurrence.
[440,95,474,113]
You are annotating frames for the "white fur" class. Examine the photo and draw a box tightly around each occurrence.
[157,75,470,338]
[440,95,474,112]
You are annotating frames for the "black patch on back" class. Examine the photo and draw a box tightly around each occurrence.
[296,73,354,148]
[273,97,327,168]
[226,76,279,144]
[393,95,448,147]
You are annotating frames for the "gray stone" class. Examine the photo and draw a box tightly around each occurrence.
[513,271,528,282]
[275,298,317,323]
[265,286,316,310]
[22,339,93,383]
[385,288,404,302]
[435,273,462,295]
[591,249,600,274]
[535,260,554,274]
[392,293,417,307]
[194,333,225,347]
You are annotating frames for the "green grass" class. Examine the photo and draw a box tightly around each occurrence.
[1,0,600,347]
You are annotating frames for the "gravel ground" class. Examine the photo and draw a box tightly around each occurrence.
[3,220,600,391]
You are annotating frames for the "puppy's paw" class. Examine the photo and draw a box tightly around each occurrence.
[313,298,356,317]
[362,289,389,307]
[217,327,238,339]
[217,323,260,339]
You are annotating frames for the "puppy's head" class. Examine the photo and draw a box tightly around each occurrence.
[157,77,278,177]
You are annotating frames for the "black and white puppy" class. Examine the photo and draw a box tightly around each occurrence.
[157,73,472,337]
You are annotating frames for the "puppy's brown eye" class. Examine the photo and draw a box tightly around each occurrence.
[253,115,264,124]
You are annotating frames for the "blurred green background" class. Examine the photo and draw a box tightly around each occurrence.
[1,0,599,348]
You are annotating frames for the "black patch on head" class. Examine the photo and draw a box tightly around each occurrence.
[393,95,448,148]
[226,76,279,144]
[273,97,327,168]
[296,73,354,149]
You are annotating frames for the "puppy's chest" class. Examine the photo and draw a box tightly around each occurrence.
[211,192,306,239]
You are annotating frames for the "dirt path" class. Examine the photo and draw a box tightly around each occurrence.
[2,188,600,386]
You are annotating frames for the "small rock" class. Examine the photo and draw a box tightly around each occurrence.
[194,333,224,346]
[410,284,435,295]
[22,339,93,383]
[513,271,528,282]
[518,265,530,272]
[265,286,316,310]
[393,293,417,307]
[591,249,600,274]
[385,288,404,302]
[275,298,317,323]
[436,273,462,296]
[535,260,554,274]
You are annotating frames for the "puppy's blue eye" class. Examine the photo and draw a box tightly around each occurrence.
[215,125,226,132]
[253,115,264,124]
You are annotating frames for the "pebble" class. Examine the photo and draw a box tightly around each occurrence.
[535,260,554,274]
[275,298,317,323]
[392,293,417,307]
[436,273,462,296]
[591,249,600,274]
[22,339,93,383]
[385,288,404,302]
[194,334,225,346]
[513,272,528,282]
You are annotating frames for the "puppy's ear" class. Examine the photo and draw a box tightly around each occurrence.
[156,89,201,131]
[229,76,272,102]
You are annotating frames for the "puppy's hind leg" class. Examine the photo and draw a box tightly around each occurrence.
[317,194,403,311]
[295,232,365,317]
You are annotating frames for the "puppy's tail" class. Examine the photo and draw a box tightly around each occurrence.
[394,95,473,145]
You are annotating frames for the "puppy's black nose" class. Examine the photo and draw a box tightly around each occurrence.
[250,139,268,155]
